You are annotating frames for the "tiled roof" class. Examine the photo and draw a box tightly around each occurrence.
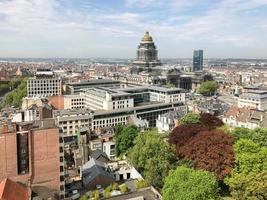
[0,178,29,200]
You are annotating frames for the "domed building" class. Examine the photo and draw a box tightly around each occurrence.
[133,31,161,68]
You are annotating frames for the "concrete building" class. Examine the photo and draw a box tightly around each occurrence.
[27,69,62,97]
[63,95,85,109]
[53,108,93,137]
[238,90,267,110]
[82,86,185,111]
[103,140,116,160]
[0,119,65,199]
[65,79,120,94]
[193,50,203,71]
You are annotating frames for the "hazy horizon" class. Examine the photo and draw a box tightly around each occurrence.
[1,0,267,59]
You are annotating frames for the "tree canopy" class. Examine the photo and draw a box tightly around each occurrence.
[1,78,27,108]
[232,127,267,147]
[169,114,233,180]
[163,166,219,200]
[179,113,200,125]
[179,130,235,180]
[225,171,267,200]
[128,130,176,188]
[232,139,267,175]
[225,139,267,199]
[198,81,219,96]
[115,125,139,156]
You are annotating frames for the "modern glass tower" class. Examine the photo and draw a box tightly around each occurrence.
[193,50,203,71]
[133,31,161,68]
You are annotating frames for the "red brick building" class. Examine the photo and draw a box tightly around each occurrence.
[0,119,64,199]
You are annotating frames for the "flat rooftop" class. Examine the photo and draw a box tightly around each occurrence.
[107,187,161,200]
[67,79,120,86]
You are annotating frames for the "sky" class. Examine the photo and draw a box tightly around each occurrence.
[0,0,267,59]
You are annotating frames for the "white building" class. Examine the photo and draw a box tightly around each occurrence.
[82,86,185,111]
[27,77,62,97]
[103,141,116,160]
[156,106,187,133]
[238,90,267,110]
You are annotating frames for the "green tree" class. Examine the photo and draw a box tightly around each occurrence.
[115,125,139,156]
[163,166,219,200]
[128,130,177,188]
[232,127,267,147]
[179,113,200,125]
[198,81,219,96]
[225,172,267,200]
[225,139,267,199]
[233,139,267,174]
[1,78,27,108]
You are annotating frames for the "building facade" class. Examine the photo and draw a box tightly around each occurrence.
[0,120,64,198]
[27,77,62,97]
[238,90,267,110]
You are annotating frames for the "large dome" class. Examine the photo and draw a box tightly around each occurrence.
[141,31,153,42]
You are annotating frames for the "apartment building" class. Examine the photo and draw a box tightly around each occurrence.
[53,108,93,137]
[238,90,267,110]
[0,119,65,199]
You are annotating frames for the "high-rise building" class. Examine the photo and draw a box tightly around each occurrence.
[133,31,161,68]
[193,49,203,71]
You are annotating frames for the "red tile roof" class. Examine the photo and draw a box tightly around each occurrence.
[0,178,29,200]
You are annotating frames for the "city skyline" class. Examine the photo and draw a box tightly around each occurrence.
[1,0,267,59]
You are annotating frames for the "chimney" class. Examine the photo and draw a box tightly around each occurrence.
[1,123,9,134]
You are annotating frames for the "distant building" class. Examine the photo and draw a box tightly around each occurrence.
[238,89,267,110]
[27,69,62,97]
[133,31,161,68]
[223,106,267,129]
[65,79,120,94]
[193,50,203,71]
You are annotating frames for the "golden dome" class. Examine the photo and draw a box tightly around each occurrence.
[141,31,153,42]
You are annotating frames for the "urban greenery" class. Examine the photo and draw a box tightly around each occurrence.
[115,125,139,156]
[198,80,219,96]
[163,166,219,200]
[128,130,177,188]
[135,179,149,189]
[0,78,27,108]
[179,113,200,125]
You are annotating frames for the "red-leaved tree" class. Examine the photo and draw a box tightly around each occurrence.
[169,124,208,149]
[179,130,234,180]
[199,113,224,129]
